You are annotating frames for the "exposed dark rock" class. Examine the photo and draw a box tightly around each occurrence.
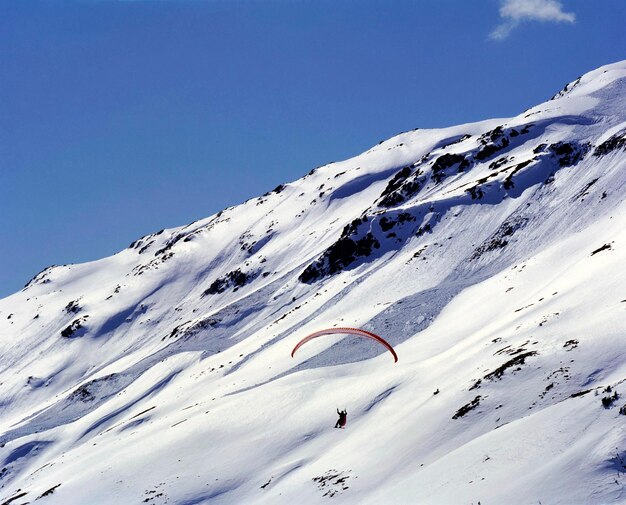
[378,166,424,207]
[154,233,186,257]
[551,75,582,100]
[489,156,511,170]
[474,124,533,162]
[574,179,600,202]
[469,379,482,391]
[264,184,286,196]
[61,316,89,338]
[431,153,466,183]
[452,395,481,419]
[412,245,428,259]
[502,159,534,190]
[138,241,155,254]
[484,351,538,381]
[1,491,28,505]
[476,126,510,161]
[69,375,113,402]
[378,212,416,232]
[203,269,257,296]
[298,265,321,284]
[129,237,142,248]
[476,138,510,161]
[64,300,81,314]
[24,265,57,288]
[484,125,505,142]
[591,243,611,256]
[38,484,62,498]
[68,382,96,403]
[343,216,368,236]
[471,216,529,259]
[163,317,219,341]
[327,234,380,271]
[380,166,412,198]
[299,232,380,283]
[379,216,394,232]
[601,390,619,408]
[415,223,432,237]
[466,185,485,200]
[312,469,352,498]
[594,130,626,157]
[441,134,472,148]
[458,157,472,171]
[397,212,415,224]
[547,141,590,167]
[132,250,175,276]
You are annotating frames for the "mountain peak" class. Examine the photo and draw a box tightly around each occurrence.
[550,59,626,101]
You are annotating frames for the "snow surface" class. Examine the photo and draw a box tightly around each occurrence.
[1,60,626,505]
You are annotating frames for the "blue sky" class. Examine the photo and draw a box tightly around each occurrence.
[1,0,624,297]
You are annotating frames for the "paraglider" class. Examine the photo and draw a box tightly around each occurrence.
[291,327,397,430]
[290,327,398,363]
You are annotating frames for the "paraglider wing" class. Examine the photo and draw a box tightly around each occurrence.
[291,327,398,362]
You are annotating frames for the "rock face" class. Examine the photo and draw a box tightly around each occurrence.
[203,268,257,295]
[299,217,381,283]
[594,129,626,157]
[296,103,616,283]
[1,62,626,505]
[60,316,89,338]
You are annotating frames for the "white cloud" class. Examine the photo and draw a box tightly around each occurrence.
[490,0,576,40]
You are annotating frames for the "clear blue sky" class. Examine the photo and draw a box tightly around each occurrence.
[1,0,624,298]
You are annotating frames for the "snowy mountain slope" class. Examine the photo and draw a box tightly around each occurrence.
[1,61,626,505]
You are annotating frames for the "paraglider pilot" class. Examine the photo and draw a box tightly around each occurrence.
[335,408,347,429]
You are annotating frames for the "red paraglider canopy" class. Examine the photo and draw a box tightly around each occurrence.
[291,327,398,363]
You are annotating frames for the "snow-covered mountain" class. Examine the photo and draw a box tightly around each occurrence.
[2,61,626,505]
